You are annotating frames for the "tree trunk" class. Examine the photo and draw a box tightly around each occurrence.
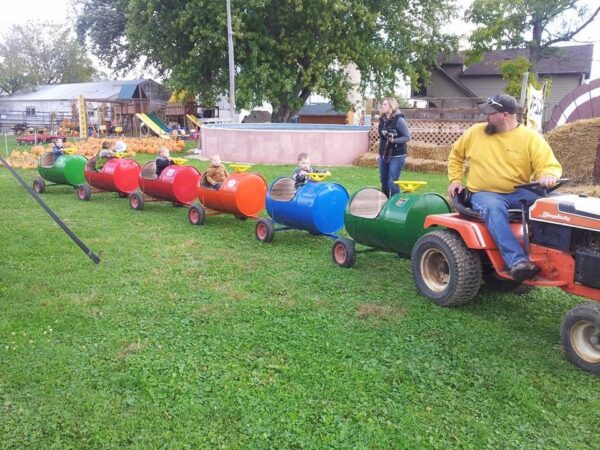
[271,105,292,123]
[529,19,544,72]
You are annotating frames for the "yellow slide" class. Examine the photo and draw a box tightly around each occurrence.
[186,114,202,128]
[135,113,171,140]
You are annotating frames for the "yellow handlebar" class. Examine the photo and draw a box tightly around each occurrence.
[113,152,129,159]
[394,180,428,192]
[306,171,331,182]
[171,157,187,165]
[229,164,251,173]
[63,148,77,155]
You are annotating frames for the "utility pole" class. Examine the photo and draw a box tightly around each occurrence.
[226,0,237,123]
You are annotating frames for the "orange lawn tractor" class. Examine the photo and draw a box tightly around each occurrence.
[410,180,600,375]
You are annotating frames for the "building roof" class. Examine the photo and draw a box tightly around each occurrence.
[438,44,593,78]
[298,102,348,116]
[3,80,156,101]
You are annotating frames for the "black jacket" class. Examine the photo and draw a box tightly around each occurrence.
[378,112,410,159]
[156,157,173,176]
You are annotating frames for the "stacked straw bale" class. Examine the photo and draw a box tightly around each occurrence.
[544,118,600,185]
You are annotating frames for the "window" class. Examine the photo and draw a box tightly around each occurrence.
[26,107,36,116]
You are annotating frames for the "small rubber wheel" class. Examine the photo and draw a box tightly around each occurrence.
[117,192,128,198]
[129,192,144,210]
[77,184,91,201]
[33,177,45,194]
[332,237,356,268]
[234,213,248,221]
[561,302,600,375]
[188,205,206,225]
[255,218,275,243]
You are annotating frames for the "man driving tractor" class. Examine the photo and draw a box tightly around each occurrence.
[447,93,562,282]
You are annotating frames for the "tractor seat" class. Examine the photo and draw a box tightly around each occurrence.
[452,189,523,222]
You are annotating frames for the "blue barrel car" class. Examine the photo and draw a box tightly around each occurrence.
[255,173,349,243]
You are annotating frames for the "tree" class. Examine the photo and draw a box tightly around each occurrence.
[76,0,457,122]
[0,22,98,95]
[465,0,600,70]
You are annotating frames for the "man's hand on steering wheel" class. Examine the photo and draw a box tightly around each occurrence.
[515,178,569,197]
[537,175,558,187]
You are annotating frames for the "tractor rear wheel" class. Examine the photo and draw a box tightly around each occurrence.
[411,230,482,307]
[33,177,45,194]
[561,302,600,375]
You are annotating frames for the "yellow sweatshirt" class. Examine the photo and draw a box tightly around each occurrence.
[448,123,562,193]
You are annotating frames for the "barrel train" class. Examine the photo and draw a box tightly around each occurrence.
[29,152,600,376]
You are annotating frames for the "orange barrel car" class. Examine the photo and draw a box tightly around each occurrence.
[77,152,141,200]
[129,158,201,211]
[188,164,267,225]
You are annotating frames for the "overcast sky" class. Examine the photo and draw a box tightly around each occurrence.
[1,0,598,78]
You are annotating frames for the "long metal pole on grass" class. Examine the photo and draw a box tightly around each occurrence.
[0,155,100,264]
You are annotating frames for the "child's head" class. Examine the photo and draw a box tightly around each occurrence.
[210,155,221,167]
[114,141,127,152]
[101,141,110,150]
[297,152,310,170]
[158,147,170,158]
[55,138,63,147]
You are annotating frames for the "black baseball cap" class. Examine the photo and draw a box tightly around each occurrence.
[478,94,517,114]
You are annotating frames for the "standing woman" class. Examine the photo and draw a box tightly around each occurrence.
[378,97,411,197]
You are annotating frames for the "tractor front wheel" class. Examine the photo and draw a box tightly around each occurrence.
[561,302,600,375]
[411,230,482,307]
[332,237,356,268]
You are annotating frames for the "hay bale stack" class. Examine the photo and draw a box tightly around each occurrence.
[405,157,447,174]
[408,141,451,161]
[354,152,378,167]
[545,118,600,184]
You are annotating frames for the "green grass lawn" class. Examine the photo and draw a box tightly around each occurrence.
[1,143,599,448]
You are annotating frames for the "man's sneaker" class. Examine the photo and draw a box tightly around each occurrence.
[510,260,540,282]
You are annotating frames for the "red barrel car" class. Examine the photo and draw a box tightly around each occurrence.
[78,153,141,200]
[130,158,201,210]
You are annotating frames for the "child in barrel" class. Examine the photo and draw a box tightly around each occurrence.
[156,147,174,177]
[292,152,328,190]
[205,154,229,189]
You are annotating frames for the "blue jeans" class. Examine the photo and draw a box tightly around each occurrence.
[379,154,407,197]
[470,189,541,269]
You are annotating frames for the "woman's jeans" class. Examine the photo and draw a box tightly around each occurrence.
[379,154,407,197]
[470,189,541,269]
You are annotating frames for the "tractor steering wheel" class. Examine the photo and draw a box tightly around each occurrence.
[514,178,569,197]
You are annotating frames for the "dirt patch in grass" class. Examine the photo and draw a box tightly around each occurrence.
[356,303,406,320]
[117,341,145,359]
